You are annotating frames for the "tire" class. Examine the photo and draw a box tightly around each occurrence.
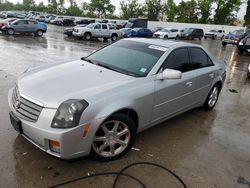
[204,37,207,39]
[36,30,43,37]
[238,50,243,55]
[199,36,202,40]
[91,113,136,161]
[111,34,118,41]
[175,35,180,40]
[84,33,91,41]
[222,42,227,46]
[163,35,168,39]
[212,36,215,40]
[7,28,14,35]
[203,84,221,110]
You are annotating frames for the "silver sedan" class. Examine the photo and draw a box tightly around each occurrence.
[8,38,226,161]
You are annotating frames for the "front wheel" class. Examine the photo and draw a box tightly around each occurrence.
[84,33,91,41]
[175,35,180,40]
[36,30,43,37]
[92,113,136,161]
[7,28,14,35]
[222,42,227,46]
[204,84,220,110]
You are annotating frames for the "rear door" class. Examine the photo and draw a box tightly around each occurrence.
[152,48,196,122]
[188,47,216,105]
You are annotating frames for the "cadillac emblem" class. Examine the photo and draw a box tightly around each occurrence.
[14,98,21,109]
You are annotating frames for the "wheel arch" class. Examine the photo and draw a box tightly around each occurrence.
[100,107,139,131]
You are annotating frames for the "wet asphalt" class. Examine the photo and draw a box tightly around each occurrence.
[0,24,250,188]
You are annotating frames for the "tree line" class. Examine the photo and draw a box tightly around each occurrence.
[0,0,249,26]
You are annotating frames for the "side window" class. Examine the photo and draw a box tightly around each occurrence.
[189,48,213,69]
[162,48,191,72]
[15,20,27,25]
[94,24,101,29]
[102,24,107,29]
[218,30,222,33]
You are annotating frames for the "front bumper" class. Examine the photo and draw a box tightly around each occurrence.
[222,38,239,44]
[72,31,83,37]
[8,88,102,159]
[238,45,250,53]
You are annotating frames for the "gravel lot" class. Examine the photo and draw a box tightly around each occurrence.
[0,24,250,188]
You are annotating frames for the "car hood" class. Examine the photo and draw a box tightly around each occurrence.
[17,60,134,108]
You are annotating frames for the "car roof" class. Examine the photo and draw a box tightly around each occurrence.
[123,38,201,48]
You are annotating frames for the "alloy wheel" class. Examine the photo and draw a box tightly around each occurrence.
[93,120,131,157]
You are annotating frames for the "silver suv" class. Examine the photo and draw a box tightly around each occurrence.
[8,39,226,161]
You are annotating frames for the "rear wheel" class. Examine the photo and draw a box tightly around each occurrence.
[92,113,136,161]
[111,34,118,41]
[7,28,14,35]
[175,35,180,40]
[204,84,220,110]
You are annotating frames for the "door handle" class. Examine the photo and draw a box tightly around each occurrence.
[185,81,193,87]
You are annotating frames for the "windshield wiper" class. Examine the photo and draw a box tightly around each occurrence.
[81,57,95,64]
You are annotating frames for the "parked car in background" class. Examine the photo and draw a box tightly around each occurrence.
[36,15,46,22]
[222,30,245,46]
[238,35,250,55]
[72,23,121,41]
[8,38,226,161]
[125,18,148,28]
[51,16,64,25]
[181,28,204,40]
[1,19,47,36]
[75,19,95,26]
[16,13,26,19]
[204,29,225,40]
[61,17,75,26]
[120,28,132,38]
[0,12,7,19]
[6,12,16,18]
[154,28,180,39]
[0,18,18,30]
[46,15,56,23]
[127,28,153,38]
[64,24,86,37]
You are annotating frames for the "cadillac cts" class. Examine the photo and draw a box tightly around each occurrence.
[8,38,226,161]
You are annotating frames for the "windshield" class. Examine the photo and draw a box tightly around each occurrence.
[183,28,193,33]
[86,23,95,28]
[85,40,166,77]
[231,30,244,35]
[161,28,169,32]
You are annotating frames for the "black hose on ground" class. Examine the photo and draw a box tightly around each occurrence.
[49,162,187,188]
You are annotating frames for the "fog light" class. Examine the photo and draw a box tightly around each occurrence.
[49,140,60,153]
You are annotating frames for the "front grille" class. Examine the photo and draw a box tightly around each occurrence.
[12,87,43,122]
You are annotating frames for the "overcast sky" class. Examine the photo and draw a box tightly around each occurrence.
[6,0,247,19]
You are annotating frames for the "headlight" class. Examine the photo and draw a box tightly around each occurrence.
[239,41,244,45]
[51,99,89,128]
[185,34,189,36]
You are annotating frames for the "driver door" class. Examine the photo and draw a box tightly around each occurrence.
[93,24,101,37]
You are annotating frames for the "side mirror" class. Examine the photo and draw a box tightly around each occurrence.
[157,69,182,80]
